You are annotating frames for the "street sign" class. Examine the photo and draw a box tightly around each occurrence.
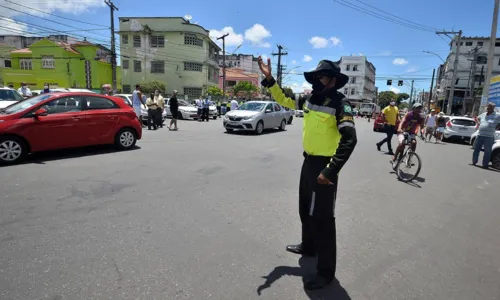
[85,60,92,89]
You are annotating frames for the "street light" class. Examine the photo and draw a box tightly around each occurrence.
[422,50,445,63]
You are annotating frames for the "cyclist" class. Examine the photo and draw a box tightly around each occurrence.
[391,103,425,167]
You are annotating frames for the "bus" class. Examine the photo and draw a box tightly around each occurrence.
[359,103,380,117]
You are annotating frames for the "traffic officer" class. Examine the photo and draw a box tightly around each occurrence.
[258,57,357,290]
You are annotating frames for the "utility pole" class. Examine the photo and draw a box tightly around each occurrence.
[272,45,288,87]
[463,46,480,115]
[480,0,500,112]
[473,66,485,114]
[437,30,462,115]
[409,80,414,106]
[105,0,118,94]
[428,68,435,111]
[217,33,229,100]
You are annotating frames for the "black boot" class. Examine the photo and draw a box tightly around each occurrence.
[303,275,333,290]
[285,243,315,256]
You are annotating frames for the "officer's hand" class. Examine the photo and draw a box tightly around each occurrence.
[258,56,272,80]
[317,173,333,185]
[397,129,402,134]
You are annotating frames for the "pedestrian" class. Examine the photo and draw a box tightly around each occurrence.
[216,99,222,117]
[146,93,158,130]
[423,109,437,142]
[435,112,446,143]
[226,101,231,113]
[376,100,399,155]
[132,84,147,127]
[42,83,51,94]
[258,56,357,290]
[155,89,165,128]
[168,90,179,131]
[472,102,500,169]
[17,82,32,97]
[196,96,203,121]
[230,98,239,111]
[202,96,210,122]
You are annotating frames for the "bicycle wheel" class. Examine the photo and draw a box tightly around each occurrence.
[396,151,422,182]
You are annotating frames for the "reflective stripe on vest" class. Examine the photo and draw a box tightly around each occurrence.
[303,100,341,157]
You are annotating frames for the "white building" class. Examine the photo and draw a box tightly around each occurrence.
[437,36,500,113]
[338,56,376,103]
[219,54,262,87]
[0,35,78,49]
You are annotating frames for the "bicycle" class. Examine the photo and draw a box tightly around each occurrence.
[392,132,422,182]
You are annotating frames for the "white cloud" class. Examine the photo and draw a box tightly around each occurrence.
[291,81,312,93]
[389,86,401,93]
[244,24,271,47]
[330,37,342,46]
[309,36,342,49]
[291,60,297,65]
[405,66,418,73]
[0,17,29,35]
[209,27,244,47]
[303,55,313,62]
[1,0,104,18]
[393,58,409,65]
[309,36,329,49]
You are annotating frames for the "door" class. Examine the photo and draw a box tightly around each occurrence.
[20,96,87,152]
[262,103,276,128]
[273,103,284,126]
[83,96,122,145]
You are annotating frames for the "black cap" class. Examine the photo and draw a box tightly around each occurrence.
[304,60,349,89]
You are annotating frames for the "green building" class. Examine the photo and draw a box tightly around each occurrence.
[118,17,220,97]
[0,39,121,91]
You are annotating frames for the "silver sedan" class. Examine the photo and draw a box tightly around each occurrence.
[223,101,288,135]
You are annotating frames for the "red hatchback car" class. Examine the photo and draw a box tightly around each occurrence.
[0,92,142,164]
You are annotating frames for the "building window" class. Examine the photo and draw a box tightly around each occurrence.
[122,60,129,70]
[122,34,128,45]
[184,34,203,47]
[134,60,142,72]
[133,35,141,47]
[151,60,165,73]
[4,59,11,68]
[123,85,131,93]
[496,42,500,47]
[351,77,356,83]
[184,62,202,72]
[184,87,202,97]
[208,67,218,82]
[477,56,487,64]
[353,65,358,71]
[477,41,484,46]
[465,41,473,46]
[20,58,32,70]
[151,35,165,48]
[351,89,355,95]
[41,56,55,69]
[475,75,485,82]
[346,64,350,71]
[227,80,237,87]
[344,88,348,94]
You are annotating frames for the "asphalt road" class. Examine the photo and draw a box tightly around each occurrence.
[1,116,499,300]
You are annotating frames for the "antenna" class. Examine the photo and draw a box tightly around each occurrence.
[184,14,192,22]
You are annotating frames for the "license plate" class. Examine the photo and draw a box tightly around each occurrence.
[459,127,468,131]
[229,121,238,125]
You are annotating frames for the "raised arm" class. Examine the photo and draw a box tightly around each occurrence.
[258,56,296,110]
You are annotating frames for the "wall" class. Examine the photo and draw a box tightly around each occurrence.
[119,17,220,97]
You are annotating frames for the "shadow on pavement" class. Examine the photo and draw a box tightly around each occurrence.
[2,145,141,166]
[470,164,500,173]
[224,129,285,136]
[257,256,352,299]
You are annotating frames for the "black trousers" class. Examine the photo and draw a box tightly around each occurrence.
[155,108,163,127]
[299,154,338,279]
[202,108,209,121]
[377,124,395,152]
[147,109,157,129]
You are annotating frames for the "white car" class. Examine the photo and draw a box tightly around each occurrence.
[470,126,500,148]
[31,88,95,96]
[443,116,477,141]
[0,87,24,109]
[281,106,294,124]
[491,140,500,169]
[166,99,199,120]
[114,93,167,123]
[113,93,133,107]
[295,110,304,117]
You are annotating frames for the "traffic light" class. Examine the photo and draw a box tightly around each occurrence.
[387,80,392,86]
[398,80,403,86]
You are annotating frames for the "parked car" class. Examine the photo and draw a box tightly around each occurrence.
[223,101,288,135]
[470,124,500,148]
[113,93,133,107]
[166,99,198,120]
[0,93,142,164]
[295,110,304,117]
[491,139,500,169]
[0,87,24,109]
[282,106,294,124]
[443,116,476,141]
[31,88,95,96]
[373,113,401,132]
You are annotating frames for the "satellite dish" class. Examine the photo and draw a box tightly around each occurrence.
[184,14,192,21]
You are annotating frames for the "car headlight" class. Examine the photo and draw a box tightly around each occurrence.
[242,116,253,120]
[224,114,229,119]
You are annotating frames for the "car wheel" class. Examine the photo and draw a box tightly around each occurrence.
[255,121,264,135]
[288,116,293,125]
[115,128,137,150]
[213,116,217,120]
[0,136,27,165]
[279,119,286,131]
[491,150,500,170]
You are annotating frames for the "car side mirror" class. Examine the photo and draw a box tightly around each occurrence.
[265,109,272,113]
[34,108,48,117]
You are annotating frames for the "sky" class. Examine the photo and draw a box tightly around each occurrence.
[0,0,498,94]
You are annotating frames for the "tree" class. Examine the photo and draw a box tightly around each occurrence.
[282,86,295,99]
[232,81,258,98]
[396,93,410,105]
[378,91,397,108]
[207,86,224,96]
[398,102,409,110]
[140,80,166,95]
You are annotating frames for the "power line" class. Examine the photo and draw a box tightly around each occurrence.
[3,0,109,28]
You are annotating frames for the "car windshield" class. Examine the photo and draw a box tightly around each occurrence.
[452,119,476,127]
[0,89,24,101]
[1,94,53,114]
[237,102,266,111]
[178,100,190,106]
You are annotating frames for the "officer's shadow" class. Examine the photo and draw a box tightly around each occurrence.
[257,256,352,299]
